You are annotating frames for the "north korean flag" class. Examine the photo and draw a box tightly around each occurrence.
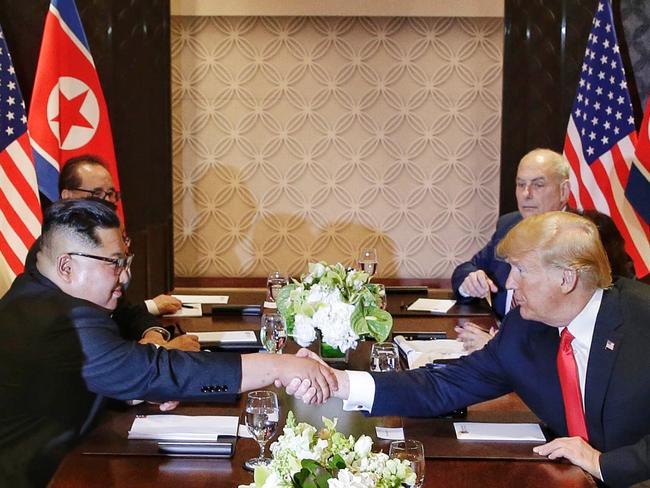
[28,0,122,216]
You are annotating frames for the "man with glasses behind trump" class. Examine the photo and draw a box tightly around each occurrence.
[0,198,338,487]
[292,211,650,487]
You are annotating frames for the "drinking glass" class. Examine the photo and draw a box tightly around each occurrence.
[358,248,378,276]
[267,271,288,302]
[389,439,425,488]
[260,313,287,354]
[370,342,399,372]
[244,390,279,471]
[375,283,387,310]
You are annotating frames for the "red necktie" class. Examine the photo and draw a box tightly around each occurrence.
[557,328,589,440]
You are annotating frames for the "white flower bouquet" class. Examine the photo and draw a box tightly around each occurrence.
[238,412,417,488]
[276,262,392,353]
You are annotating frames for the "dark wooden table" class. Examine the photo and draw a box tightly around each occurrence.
[49,289,597,487]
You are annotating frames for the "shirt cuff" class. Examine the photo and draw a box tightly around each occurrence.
[341,370,375,412]
[145,299,160,315]
[457,284,471,298]
[142,326,171,341]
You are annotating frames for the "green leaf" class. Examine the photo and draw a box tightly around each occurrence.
[327,453,346,470]
[350,302,370,336]
[365,306,393,342]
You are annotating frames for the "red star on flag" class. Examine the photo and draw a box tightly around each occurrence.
[51,89,93,144]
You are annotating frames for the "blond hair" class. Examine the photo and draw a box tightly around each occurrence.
[497,211,612,289]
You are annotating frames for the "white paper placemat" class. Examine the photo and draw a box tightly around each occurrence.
[172,294,229,304]
[407,298,456,313]
[189,331,257,344]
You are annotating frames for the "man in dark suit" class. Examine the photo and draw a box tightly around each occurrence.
[451,148,571,320]
[293,211,650,486]
[0,199,337,488]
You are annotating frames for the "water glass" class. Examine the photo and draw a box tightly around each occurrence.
[358,248,378,276]
[267,271,288,302]
[375,283,387,310]
[244,390,279,471]
[370,341,399,372]
[389,439,425,488]
[260,313,287,354]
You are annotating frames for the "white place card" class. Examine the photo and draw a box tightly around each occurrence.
[453,422,546,442]
[407,298,456,313]
[375,426,405,440]
[263,301,277,309]
[172,294,230,304]
[128,415,239,441]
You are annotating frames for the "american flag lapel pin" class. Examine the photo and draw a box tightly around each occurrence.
[605,340,615,351]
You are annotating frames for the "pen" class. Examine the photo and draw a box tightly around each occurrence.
[181,304,194,309]
[175,322,186,335]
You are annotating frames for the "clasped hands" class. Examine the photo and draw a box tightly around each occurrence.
[273,348,341,404]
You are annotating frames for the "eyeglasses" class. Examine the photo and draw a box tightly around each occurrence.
[68,252,134,275]
[70,187,121,202]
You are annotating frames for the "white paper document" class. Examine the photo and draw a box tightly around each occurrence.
[394,335,469,369]
[407,298,456,313]
[453,422,546,442]
[189,330,258,344]
[172,294,230,304]
[263,301,277,309]
[128,415,239,441]
[163,303,202,318]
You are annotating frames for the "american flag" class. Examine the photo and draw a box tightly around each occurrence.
[0,26,42,283]
[563,0,650,277]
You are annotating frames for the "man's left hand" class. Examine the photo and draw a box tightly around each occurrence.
[533,437,602,480]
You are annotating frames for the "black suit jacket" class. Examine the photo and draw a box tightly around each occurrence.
[0,268,242,487]
[372,279,650,487]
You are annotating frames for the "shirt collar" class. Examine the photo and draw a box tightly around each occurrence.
[559,288,604,349]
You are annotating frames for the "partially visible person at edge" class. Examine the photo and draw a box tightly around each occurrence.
[0,198,338,488]
[25,155,187,351]
[291,211,650,488]
[451,148,634,352]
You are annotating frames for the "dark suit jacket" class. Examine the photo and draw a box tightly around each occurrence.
[0,268,242,487]
[372,279,650,487]
[451,211,522,318]
[24,236,159,339]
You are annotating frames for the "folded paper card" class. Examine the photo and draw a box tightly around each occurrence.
[453,422,546,442]
[407,298,456,313]
[163,303,202,318]
[172,294,229,304]
[394,335,469,369]
[189,331,257,344]
[128,415,239,441]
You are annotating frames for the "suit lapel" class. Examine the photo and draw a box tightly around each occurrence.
[584,287,623,449]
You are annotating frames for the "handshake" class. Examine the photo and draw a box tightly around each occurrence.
[253,348,349,404]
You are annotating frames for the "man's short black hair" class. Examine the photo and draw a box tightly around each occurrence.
[42,198,121,249]
[58,155,109,195]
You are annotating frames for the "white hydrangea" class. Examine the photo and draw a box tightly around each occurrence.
[327,469,376,488]
[313,301,358,352]
[292,314,317,347]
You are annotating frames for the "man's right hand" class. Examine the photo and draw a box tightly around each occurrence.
[164,334,200,352]
[459,270,498,299]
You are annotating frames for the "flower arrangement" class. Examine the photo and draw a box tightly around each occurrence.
[276,262,392,353]
[238,412,417,488]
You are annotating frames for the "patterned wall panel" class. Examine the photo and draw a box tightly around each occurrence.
[171,16,503,279]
